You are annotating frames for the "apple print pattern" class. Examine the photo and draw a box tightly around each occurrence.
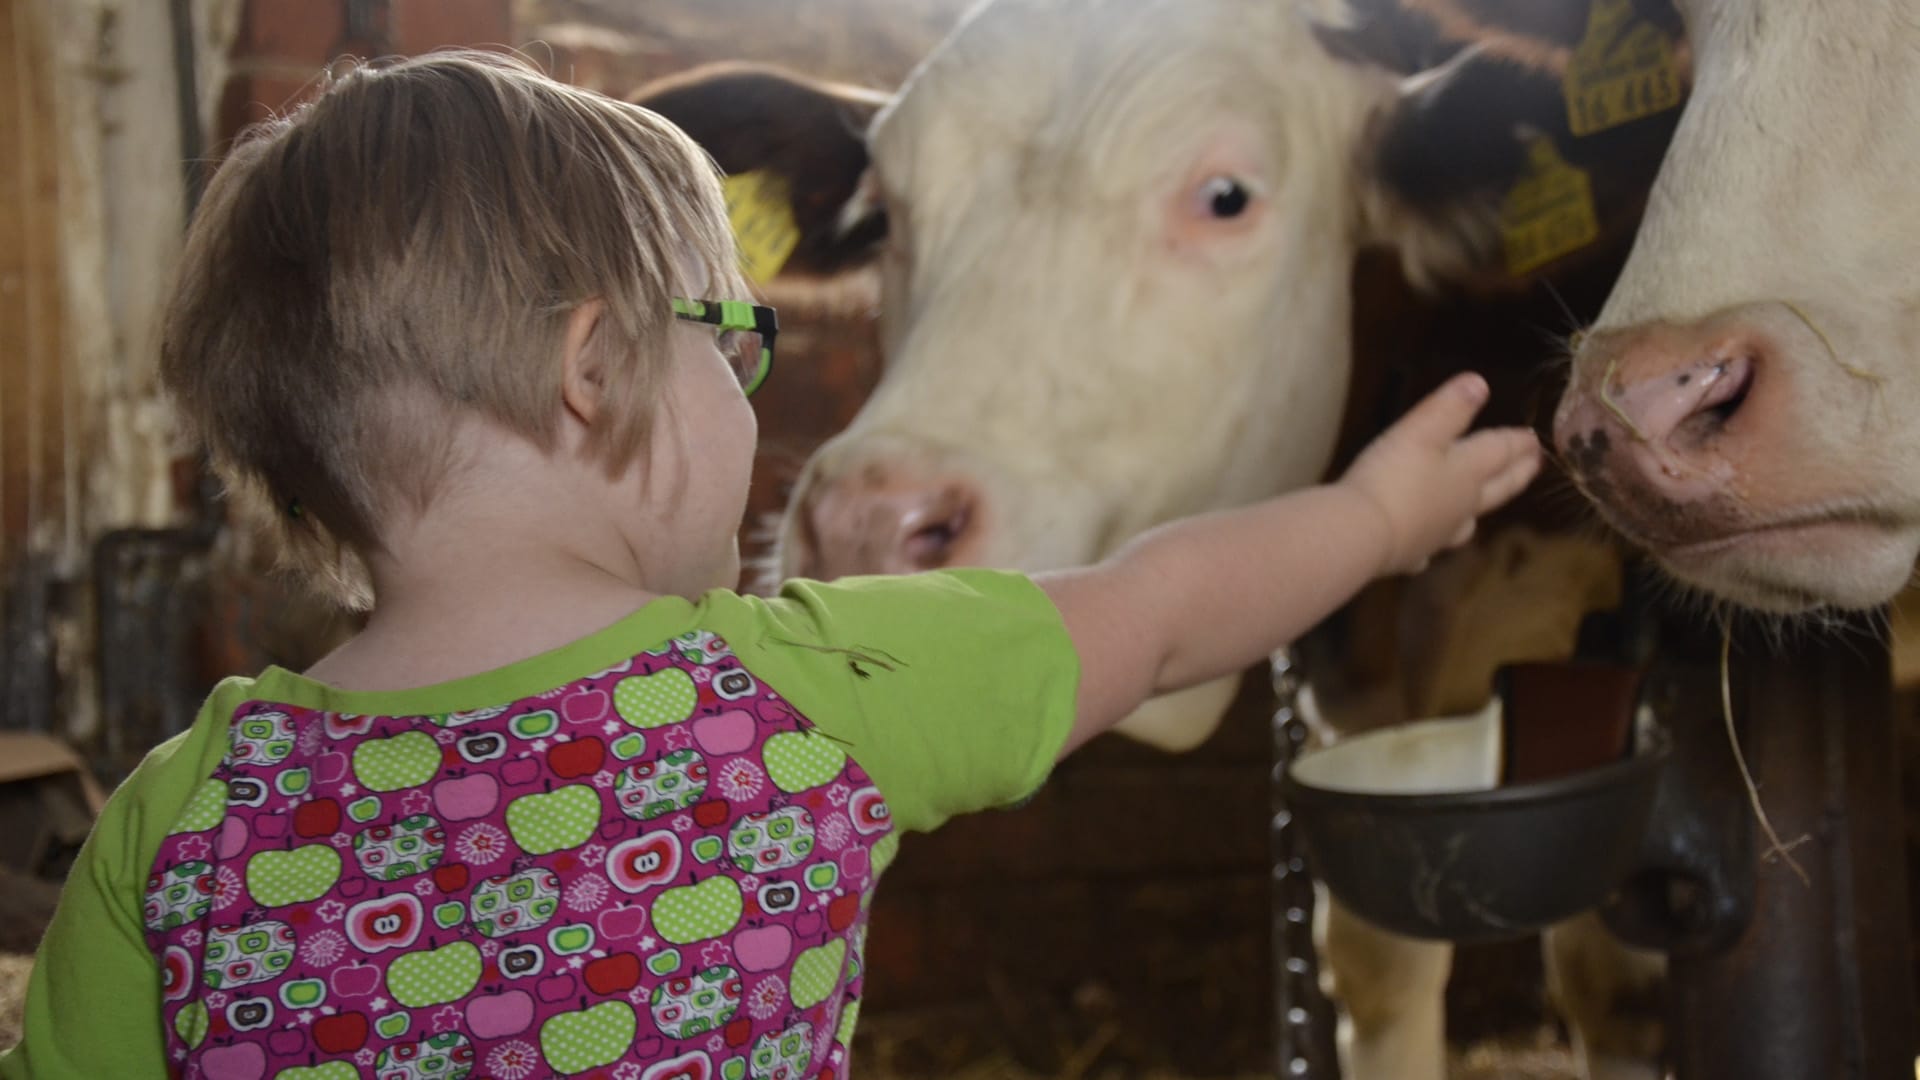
[145,628,891,1079]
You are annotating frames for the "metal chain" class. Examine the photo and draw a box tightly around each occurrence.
[1271,648,1332,1078]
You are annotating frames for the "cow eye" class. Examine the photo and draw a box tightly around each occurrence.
[1203,176,1251,218]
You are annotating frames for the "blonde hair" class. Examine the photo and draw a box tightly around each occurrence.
[161,49,747,606]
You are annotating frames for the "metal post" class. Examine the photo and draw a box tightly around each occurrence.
[1666,620,1916,1080]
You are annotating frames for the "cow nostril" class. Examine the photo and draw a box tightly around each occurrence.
[1701,355,1754,423]
[902,503,970,569]
[1677,352,1756,444]
[898,489,974,570]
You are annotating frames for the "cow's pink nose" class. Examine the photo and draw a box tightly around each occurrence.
[791,461,982,580]
[1554,322,1766,502]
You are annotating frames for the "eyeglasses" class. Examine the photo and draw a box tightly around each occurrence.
[671,298,778,397]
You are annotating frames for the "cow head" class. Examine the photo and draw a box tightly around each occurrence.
[639,0,1543,748]
[1555,0,1920,613]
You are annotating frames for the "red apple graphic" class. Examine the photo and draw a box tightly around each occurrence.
[160,946,195,1002]
[848,788,890,836]
[465,988,534,1039]
[293,797,342,838]
[583,952,642,995]
[312,1011,369,1054]
[548,736,606,780]
[646,1051,713,1080]
[607,833,681,894]
[330,960,382,998]
[345,894,423,953]
[827,894,860,933]
[692,799,730,829]
[724,1017,753,1047]
[432,863,471,894]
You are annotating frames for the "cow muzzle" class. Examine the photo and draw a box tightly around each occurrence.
[1553,314,1775,549]
[784,448,985,581]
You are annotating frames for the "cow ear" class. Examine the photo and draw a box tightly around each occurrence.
[629,62,892,278]
[1355,44,1558,287]
[1308,0,1459,75]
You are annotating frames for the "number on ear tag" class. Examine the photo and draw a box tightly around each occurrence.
[1563,0,1685,136]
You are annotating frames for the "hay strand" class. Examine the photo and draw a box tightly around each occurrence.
[1719,626,1812,886]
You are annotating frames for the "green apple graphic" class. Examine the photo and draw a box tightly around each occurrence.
[174,999,209,1048]
[539,999,637,1073]
[169,779,227,834]
[613,669,697,729]
[652,877,743,944]
[352,731,442,792]
[504,785,602,855]
[762,732,846,793]
[789,939,847,1010]
[837,995,861,1043]
[386,940,483,1008]
[246,844,342,906]
[873,832,901,876]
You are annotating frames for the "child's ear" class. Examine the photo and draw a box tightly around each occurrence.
[561,300,608,425]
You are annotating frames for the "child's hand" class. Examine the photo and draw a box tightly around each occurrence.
[1340,373,1542,575]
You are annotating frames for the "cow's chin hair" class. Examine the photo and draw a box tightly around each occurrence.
[1653,527,1920,618]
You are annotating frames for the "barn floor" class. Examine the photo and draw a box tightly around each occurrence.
[0,952,1576,1078]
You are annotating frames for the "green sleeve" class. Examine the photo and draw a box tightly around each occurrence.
[0,680,246,1080]
[705,568,1079,834]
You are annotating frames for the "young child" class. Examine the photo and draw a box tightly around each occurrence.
[0,50,1538,1080]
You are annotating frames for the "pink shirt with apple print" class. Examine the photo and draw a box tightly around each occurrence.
[0,570,1077,1080]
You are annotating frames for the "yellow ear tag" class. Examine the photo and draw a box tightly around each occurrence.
[1500,134,1600,276]
[723,171,802,284]
[1563,0,1684,136]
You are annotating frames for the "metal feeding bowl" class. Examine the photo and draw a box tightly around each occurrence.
[1281,663,1670,944]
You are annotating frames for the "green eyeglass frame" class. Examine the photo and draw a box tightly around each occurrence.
[671,297,778,397]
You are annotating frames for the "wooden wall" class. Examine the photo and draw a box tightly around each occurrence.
[0,0,71,563]
[0,0,227,744]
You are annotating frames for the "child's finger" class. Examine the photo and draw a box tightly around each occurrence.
[1388,373,1490,449]
[1478,437,1543,511]
[1452,425,1539,480]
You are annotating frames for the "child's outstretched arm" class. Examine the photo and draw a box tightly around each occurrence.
[1038,373,1540,758]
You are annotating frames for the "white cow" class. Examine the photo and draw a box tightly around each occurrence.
[1555,0,1920,614]
[638,1,1650,1076]
[699,0,1500,754]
